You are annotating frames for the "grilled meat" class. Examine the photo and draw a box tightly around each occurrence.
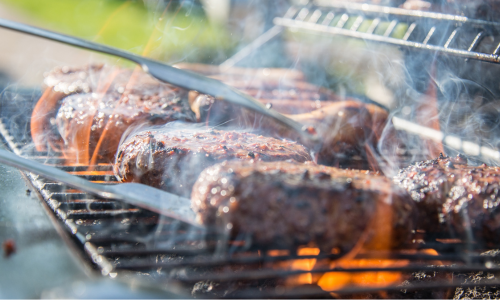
[179,64,390,169]
[178,63,340,121]
[31,65,195,163]
[56,92,194,163]
[192,160,416,251]
[395,154,500,245]
[192,96,390,168]
[114,127,312,197]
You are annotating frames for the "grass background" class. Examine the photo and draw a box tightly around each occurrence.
[0,0,237,64]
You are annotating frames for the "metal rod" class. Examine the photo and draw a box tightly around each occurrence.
[350,16,364,31]
[296,7,310,21]
[160,263,500,283]
[273,17,500,63]
[403,22,417,41]
[308,9,322,23]
[392,117,500,162]
[219,25,283,70]
[422,26,436,45]
[493,42,500,55]
[444,28,459,49]
[366,18,380,34]
[468,31,484,52]
[321,11,335,26]
[383,20,398,37]
[314,0,500,27]
[336,13,350,28]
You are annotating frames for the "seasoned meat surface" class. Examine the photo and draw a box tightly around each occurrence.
[32,65,195,163]
[115,127,312,197]
[191,96,390,169]
[56,92,194,163]
[192,160,416,251]
[395,154,500,245]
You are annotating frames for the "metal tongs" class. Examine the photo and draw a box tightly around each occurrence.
[0,149,199,227]
[0,18,319,145]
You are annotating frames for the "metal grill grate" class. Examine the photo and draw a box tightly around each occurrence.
[3,87,500,298]
[273,1,500,64]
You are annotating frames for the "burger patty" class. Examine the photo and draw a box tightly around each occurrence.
[192,95,391,168]
[394,154,500,245]
[180,64,391,169]
[114,127,312,197]
[32,64,195,162]
[192,160,416,251]
[56,92,195,163]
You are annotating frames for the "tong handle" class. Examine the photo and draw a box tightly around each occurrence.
[0,149,116,198]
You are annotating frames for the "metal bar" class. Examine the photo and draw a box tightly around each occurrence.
[383,20,398,37]
[444,28,459,48]
[240,279,500,298]
[350,16,364,31]
[115,251,492,271]
[468,31,484,52]
[283,5,299,19]
[494,42,500,55]
[336,13,349,28]
[403,22,417,41]
[295,7,310,21]
[162,264,500,283]
[321,11,335,26]
[422,26,436,45]
[314,0,500,27]
[273,17,500,63]
[219,25,283,70]
[392,117,500,162]
[308,9,322,23]
[366,18,380,34]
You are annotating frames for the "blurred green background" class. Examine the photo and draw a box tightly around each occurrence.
[0,0,237,64]
[0,0,406,106]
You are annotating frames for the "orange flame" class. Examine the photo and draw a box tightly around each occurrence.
[31,88,63,152]
[286,247,321,286]
[89,2,178,167]
[280,193,440,295]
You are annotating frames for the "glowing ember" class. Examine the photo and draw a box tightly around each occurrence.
[286,247,321,286]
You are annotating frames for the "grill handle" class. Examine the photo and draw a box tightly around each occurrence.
[0,149,199,226]
[0,18,320,145]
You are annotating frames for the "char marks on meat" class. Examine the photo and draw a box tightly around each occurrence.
[192,160,416,251]
[114,127,312,197]
[395,154,500,245]
[32,65,195,163]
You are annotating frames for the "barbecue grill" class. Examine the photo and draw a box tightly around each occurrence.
[3,0,500,298]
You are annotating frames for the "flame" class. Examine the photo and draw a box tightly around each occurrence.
[31,88,63,152]
[280,247,441,295]
[89,2,177,167]
[280,193,434,294]
[286,247,321,286]
[62,69,120,165]
[267,250,290,257]
[69,170,113,176]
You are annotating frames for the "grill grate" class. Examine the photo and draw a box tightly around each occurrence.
[273,1,500,64]
[3,87,500,298]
